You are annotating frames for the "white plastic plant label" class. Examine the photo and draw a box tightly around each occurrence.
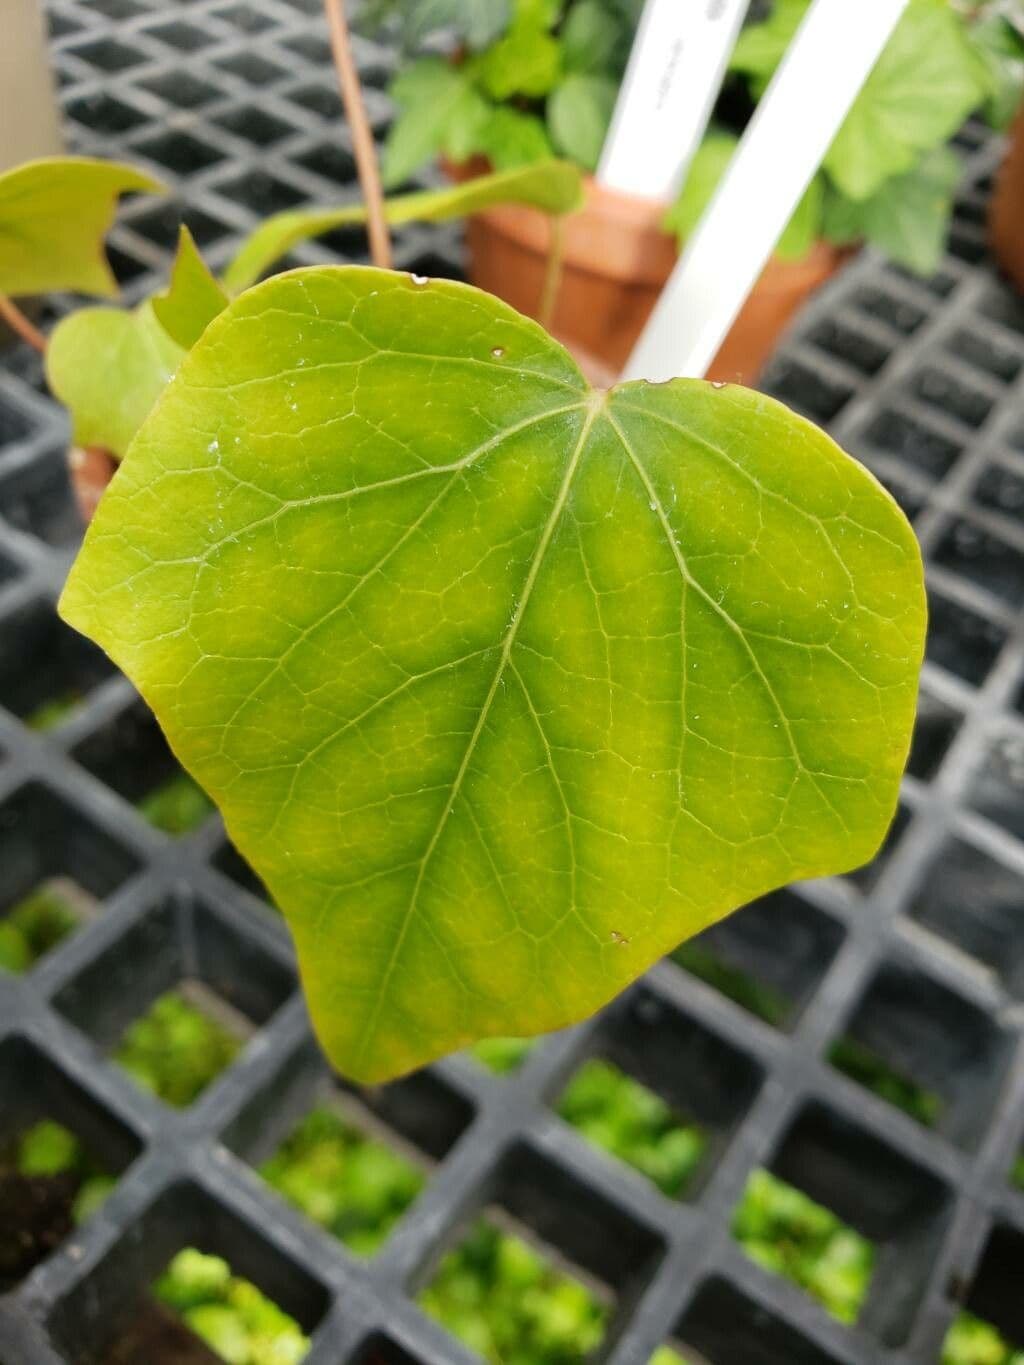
[623,0,912,383]
[597,0,752,201]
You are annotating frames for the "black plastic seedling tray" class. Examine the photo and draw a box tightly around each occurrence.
[1,3,1024,1362]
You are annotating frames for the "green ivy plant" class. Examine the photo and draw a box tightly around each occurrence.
[1,124,924,1084]
[8,157,581,460]
[376,0,1024,275]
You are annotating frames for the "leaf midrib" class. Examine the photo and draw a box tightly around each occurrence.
[351,392,604,1069]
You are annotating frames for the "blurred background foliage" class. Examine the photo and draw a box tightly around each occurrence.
[368,0,1024,275]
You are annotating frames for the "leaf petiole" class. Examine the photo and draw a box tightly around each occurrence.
[0,294,47,354]
[323,0,393,269]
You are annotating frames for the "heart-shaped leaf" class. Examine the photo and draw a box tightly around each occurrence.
[222,160,584,294]
[46,302,183,459]
[0,157,163,299]
[153,226,228,349]
[60,267,925,1083]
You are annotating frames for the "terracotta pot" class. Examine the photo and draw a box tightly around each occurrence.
[991,105,1024,294]
[68,446,116,525]
[448,161,848,386]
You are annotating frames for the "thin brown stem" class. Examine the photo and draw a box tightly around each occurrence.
[0,294,47,354]
[538,216,566,330]
[323,0,393,270]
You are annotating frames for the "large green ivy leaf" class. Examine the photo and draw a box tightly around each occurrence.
[0,157,162,299]
[60,267,925,1083]
[224,161,584,294]
[46,302,183,459]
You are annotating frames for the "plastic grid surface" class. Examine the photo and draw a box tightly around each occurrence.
[0,3,1023,1362]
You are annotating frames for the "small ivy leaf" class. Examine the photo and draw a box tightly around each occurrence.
[383,59,484,189]
[402,0,512,50]
[223,160,584,293]
[822,147,962,277]
[547,74,618,172]
[729,0,807,83]
[822,0,987,201]
[60,268,925,1084]
[561,0,624,74]
[731,0,987,201]
[475,13,562,101]
[46,302,183,459]
[966,14,1024,130]
[0,157,163,299]
[775,174,825,262]
[475,107,554,170]
[153,227,228,350]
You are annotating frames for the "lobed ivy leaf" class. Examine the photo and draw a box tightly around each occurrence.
[822,0,987,201]
[561,0,625,75]
[822,147,962,277]
[731,0,987,202]
[60,267,925,1084]
[474,18,562,101]
[383,59,490,189]
[968,13,1024,129]
[46,302,183,459]
[153,226,228,349]
[728,0,807,86]
[224,161,584,294]
[0,157,162,299]
[475,107,554,170]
